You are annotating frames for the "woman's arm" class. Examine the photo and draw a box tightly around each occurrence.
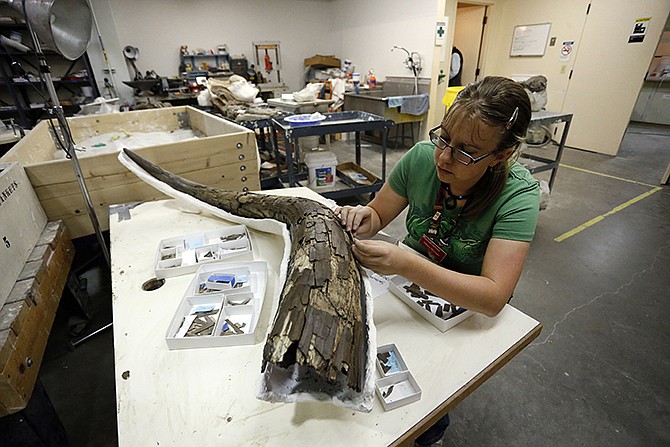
[352,237,530,317]
[337,183,408,237]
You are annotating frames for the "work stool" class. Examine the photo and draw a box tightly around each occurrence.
[388,122,416,149]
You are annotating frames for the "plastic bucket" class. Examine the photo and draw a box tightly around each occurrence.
[304,150,337,189]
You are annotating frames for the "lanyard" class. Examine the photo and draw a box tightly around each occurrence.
[420,184,465,263]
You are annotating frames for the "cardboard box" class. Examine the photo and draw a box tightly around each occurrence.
[0,106,260,239]
[336,162,381,187]
[165,261,267,350]
[0,163,48,309]
[304,54,341,68]
[375,343,421,411]
[389,276,475,332]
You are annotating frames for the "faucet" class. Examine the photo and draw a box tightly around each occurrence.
[392,46,422,95]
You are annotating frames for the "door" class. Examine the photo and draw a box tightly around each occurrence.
[562,0,670,155]
[454,3,488,85]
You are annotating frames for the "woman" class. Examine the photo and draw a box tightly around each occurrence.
[338,76,540,446]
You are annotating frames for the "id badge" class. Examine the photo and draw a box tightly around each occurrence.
[419,234,447,263]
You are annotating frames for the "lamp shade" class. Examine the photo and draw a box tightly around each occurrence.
[5,0,92,60]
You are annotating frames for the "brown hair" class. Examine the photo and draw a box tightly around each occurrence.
[444,76,531,218]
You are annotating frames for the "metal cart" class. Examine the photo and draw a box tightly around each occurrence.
[271,111,394,199]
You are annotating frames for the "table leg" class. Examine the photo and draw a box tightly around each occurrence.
[382,127,388,181]
[284,134,296,186]
[271,124,282,181]
[355,131,361,166]
[549,119,571,191]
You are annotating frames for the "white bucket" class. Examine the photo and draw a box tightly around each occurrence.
[304,150,337,190]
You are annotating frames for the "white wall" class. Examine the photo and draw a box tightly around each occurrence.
[87,0,667,156]
[482,0,590,114]
[481,0,670,155]
[88,0,437,99]
[89,0,338,95]
[331,0,436,82]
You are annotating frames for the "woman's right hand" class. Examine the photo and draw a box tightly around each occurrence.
[336,205,379,237]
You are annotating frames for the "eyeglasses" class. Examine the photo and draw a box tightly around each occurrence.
[429,125,497,166]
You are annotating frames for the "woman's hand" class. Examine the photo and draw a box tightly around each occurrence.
[336,205,380,237]
[352,238,406,275]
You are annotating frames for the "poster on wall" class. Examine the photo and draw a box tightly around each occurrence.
[628,17,650,43]
[510,23,551,57]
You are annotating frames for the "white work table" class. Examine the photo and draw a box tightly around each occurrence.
[110,190,542,446]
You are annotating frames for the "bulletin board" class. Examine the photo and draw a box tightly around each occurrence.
[510,23,551,57]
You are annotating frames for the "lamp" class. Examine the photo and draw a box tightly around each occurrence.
[4,0,91,60]
[1,0,110,266]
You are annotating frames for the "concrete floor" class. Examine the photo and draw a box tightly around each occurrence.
[29,122,670,446]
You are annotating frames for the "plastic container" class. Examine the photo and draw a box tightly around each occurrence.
[442,86,466,108]
[369,69,377,88]
[304,150,337,189]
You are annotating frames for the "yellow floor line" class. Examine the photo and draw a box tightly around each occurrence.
[554,187,662,242]
[560,164,657,188]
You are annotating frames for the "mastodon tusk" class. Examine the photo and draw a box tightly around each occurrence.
[119,148,375,411]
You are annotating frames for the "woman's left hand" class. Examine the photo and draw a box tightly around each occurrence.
[352,239,405,275]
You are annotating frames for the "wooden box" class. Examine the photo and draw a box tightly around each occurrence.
[0,221,73,415]
[0,163,48,309]
[0,106,260,239]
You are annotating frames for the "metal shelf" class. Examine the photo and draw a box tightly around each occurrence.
[521,111,573,190]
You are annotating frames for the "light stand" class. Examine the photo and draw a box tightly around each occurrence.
[4,0,110,267]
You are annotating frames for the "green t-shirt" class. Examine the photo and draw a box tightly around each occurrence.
[388,142,540,275]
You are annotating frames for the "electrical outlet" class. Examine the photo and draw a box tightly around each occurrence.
[560,65,567,74]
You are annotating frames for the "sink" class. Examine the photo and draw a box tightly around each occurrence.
[343,77,430,124]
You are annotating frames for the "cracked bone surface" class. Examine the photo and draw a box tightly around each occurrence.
[121,148,367,393]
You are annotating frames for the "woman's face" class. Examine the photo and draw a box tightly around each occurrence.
[433,111,510,189]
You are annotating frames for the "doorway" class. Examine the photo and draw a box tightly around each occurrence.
[453,3,489,85]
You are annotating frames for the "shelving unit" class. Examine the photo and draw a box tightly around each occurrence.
[179,52,233,80]
[0,22,99,128]
[520,110,573,190]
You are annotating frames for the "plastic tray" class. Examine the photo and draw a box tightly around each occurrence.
[388,276,474,332]
[154,225,252,278]
[375,344,421,410]
[284,112,327,126]
[165,261,268,349]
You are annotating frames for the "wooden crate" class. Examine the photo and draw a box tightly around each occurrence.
[0,163,48,309]
[0,221,74,415]
[1,106,260,239]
